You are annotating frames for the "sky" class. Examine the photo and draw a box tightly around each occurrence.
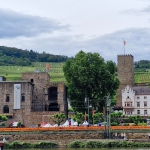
[0,0,150,63]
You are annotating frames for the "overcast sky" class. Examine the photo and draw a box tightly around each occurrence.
[0,0,150,63]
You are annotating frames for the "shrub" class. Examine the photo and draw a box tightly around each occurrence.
[68,140,85,148]
[111,122,118,126]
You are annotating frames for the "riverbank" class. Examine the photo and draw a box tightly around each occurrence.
[3,139,150,148]
[1,130,150,148]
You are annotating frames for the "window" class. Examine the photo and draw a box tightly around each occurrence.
[137,110,140,114]
[137,97,140,99]
[21,94,25,102]
[137,102,140,107]
[6,94,10,102]
[127,102,130,106]
[127,96,129,98]
[144,110,147,115]
[3,105,9,113]
[144,96,147,99]
[144,101,147,107]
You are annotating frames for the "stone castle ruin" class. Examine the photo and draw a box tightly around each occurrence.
[0,72,68,127]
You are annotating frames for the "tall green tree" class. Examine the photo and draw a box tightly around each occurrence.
[63,51,119,112]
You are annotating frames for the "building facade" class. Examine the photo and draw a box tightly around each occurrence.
[122,85,150,116]
[0,72,68,127]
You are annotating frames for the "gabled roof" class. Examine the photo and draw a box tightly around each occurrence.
[133,86,150,95]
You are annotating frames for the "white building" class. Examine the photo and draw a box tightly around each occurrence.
[122,85,150,116]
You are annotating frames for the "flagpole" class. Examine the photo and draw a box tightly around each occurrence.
[123,38,125,55]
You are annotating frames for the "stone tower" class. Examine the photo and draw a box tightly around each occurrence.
[116,55,134,106]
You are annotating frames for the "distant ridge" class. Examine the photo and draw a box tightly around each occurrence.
[0,46,69,66]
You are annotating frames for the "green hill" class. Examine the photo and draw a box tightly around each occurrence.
[0,62,65,82]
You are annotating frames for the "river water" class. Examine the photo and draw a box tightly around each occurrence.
[4,148,150,150]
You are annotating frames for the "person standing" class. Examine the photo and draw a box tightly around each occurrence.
[124,132,126,140]
[115,132,118,139]
[121,132,124,139]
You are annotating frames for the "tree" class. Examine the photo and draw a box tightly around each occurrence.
[51,113,66,126]
[63,51,119,112]
[72,112,85,125]
[92,112,104,124]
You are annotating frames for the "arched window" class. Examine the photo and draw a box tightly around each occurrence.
[3,105,9,113]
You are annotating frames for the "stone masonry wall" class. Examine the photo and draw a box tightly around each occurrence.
[116,55,134,106]
[1,132,150,146]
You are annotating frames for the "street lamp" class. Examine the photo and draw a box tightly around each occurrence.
[85,97,91,124]
[104,96,111,139]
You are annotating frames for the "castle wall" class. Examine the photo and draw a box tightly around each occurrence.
[116,55,134,106]
[0,72,68,127]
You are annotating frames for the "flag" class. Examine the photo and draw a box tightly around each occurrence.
[84,111,86,121]
[124,40,126,45]
[92,108,94,115]
[46,63,50,71]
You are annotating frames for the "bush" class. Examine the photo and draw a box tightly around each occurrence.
[111,122,118,126]
[4,141,58,149]
[68,140,85,148]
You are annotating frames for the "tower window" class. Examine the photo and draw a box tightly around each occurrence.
[21,94,25,102]
[6,94,10,102]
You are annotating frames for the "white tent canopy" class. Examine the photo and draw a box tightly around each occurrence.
[43,123,52,127]
[62,118,75,126]
[73,122,78,126]
[82,121,89,126]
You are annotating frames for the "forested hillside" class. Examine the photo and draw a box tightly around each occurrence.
[0,46,69,66]
[134,60,150,72]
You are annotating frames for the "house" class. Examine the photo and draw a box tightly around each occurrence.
[122,85,150,116]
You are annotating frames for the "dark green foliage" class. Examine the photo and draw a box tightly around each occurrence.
[68,140,150,148]
[111,122,118,126]
[134,60,150,70]
[68,140,85,148]
[33,141,58,148]
[63,51,119,113]
[0,46,69,66]
[4,141,58,148]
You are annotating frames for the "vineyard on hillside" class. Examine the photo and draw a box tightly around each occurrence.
[1,62,150,84]
[0,62,65,82]
[134,72,150,84]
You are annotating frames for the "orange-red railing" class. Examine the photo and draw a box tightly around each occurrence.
[0,126,150,132]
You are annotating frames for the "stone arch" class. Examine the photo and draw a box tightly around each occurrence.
[3,105,9,113]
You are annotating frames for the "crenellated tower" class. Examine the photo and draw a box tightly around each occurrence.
[116,54,134,106]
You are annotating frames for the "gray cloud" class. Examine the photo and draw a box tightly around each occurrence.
[120,5,150,16]
[11,27,149,63]
[0,9,69,38]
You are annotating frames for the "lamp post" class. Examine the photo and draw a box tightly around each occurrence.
[85,97,91,124]
[105,96,111,139]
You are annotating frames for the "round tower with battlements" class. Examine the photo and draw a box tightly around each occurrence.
[116,54,134,106]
